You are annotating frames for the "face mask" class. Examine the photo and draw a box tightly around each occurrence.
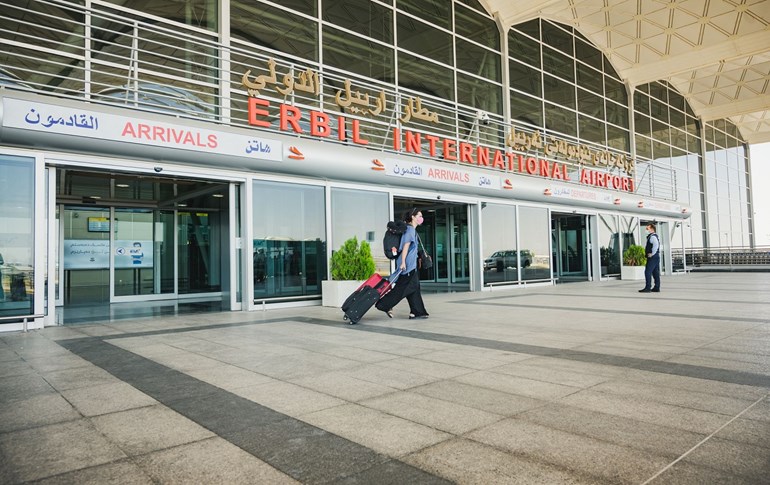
[416,216,424,224]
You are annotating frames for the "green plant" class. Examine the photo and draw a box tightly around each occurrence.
[623,245,646,266]
[330,237,376,280]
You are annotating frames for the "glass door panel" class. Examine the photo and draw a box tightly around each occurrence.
[62,206,110,304]
[178,210,221,294]
[451,205,470,283]
[113,209,155,297]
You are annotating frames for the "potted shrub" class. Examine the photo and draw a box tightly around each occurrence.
[621,244,646,280]
[322,237,376,307]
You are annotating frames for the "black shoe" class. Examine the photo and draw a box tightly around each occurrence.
[638,288,651,293]
[409,314,429,319]
[651,288,660,293]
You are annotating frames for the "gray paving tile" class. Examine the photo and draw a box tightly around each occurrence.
[517,403,705,457]
[0,393,80,433]
[714,417,770,449]
[60,381,157,417]
[360,391,503,434]
[32,460,155,485]
[588,379,758,415]
[90,405,215,456]
[22,354,91,373]
[560,389,731,434]
[466,418,671,483]
[621,369,768,400]
[0,419,126,483]
[375,356,474,379]
[0,373,56,404]
[411,379,546,416]
[647,461,760,485]
[404,438,599,484]
[290,371,398,402]
[680,437,770,481]
[40,365,119,391]
[134,437,298,484]
[185,363,276,391]
[741,396,770,422]
[340,362,440,390]
[336,459,454,484]
[416,347,532,369]
[0,359,35,378]
[491,362,612,388]
[231,380,345,417]
[302,403,452,457]
[454,370,580,400]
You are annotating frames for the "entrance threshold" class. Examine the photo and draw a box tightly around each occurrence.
[56,297,222,326]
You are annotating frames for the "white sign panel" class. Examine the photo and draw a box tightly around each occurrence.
[383,159,500,190]
[63,239,154,269]
[3,98,283,162]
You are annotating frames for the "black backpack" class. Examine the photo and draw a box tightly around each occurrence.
[383,220,407,260]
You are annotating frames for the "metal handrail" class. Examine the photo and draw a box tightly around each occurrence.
[0,314,44,332]
[671,246,770,269]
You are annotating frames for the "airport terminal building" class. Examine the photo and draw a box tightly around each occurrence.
[0,0,763,330]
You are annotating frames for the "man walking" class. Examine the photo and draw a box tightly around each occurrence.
[639,224,660,293]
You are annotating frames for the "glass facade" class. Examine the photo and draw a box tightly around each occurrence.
[0,156,35,319]
[0,0,761,320]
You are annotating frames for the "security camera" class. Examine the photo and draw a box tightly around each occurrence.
[477,110,490,125]
[153,166,163,173]
[437,195,441,200]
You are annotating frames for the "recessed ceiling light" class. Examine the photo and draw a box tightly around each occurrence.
[116,183,130,188]
[177,203,187,207]
[89,196,102,199]
[212,194,224,198]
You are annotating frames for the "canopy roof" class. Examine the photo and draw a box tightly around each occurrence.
[484,0,770,144]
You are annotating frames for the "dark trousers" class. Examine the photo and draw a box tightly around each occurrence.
[644,254,660,290]
[375,270,428,316]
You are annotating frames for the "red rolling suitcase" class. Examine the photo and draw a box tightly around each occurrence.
[341,271,401,324]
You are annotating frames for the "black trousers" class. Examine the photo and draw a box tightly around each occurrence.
[375,270,428,316]
[644,254,660,290]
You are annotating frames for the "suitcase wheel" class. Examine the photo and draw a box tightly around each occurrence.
[343,314,348,321]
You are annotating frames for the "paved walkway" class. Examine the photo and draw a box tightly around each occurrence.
[1,273,768,484]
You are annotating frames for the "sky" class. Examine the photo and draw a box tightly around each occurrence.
[751,142,770,246]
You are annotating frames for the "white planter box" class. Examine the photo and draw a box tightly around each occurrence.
[621,265,646,280]
[321,280,364,307]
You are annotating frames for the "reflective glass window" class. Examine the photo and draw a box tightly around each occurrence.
[577,88,604,119]
[511,92,543,127]
[457,72,502,114]
[481,204,518,286]
[0,155,35,318]
[544,103,577,138]
[543,74,575,109]
[397,13,452,66]
[542,23,573,56]
[518,207,550,281]
[397,0,451,30]
[252,181,326,299]
[604,76,626,104]
[323,0,393,43]
[576,63,602,94]
[575,39,602,70]
[331,188,390,275]
[598,214,621,277]
[398,52,454,100]
[456,38,501,82]
[232,2,318,61]
[606,125,629,152]
[542,47,574,82]
[508,29,540,68]
[509,60,541,97]
[455,5,499,49]
[579,114,605,145]
[323,26,395,81]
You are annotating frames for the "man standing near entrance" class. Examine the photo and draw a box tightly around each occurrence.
[639,224,660,293]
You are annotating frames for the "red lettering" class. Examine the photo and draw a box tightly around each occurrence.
[138,123,151,139]
[493,150,506,170]
[183,131,196,145]
[622,178,630,191]
[152,125,166,142]
[580,169,590,184]
[121,122,136,138]
[351,119,368,145]
[612,175,621,189]
[526,157,537,175]
[563,164,571,180]
[280,104,302,132]
[425,135,440,157]
[539,159,550,177]
[207,134,218,148]
[443,139,457,161]
[405,131,421,153]
[337,116,347,141]
[247,98,271,128]
[477,147,489,166]
[393,127,400,150]
[459,142,474,164]
[629,179,635,192]
[309,110,330,137]
[552,163,563,179]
